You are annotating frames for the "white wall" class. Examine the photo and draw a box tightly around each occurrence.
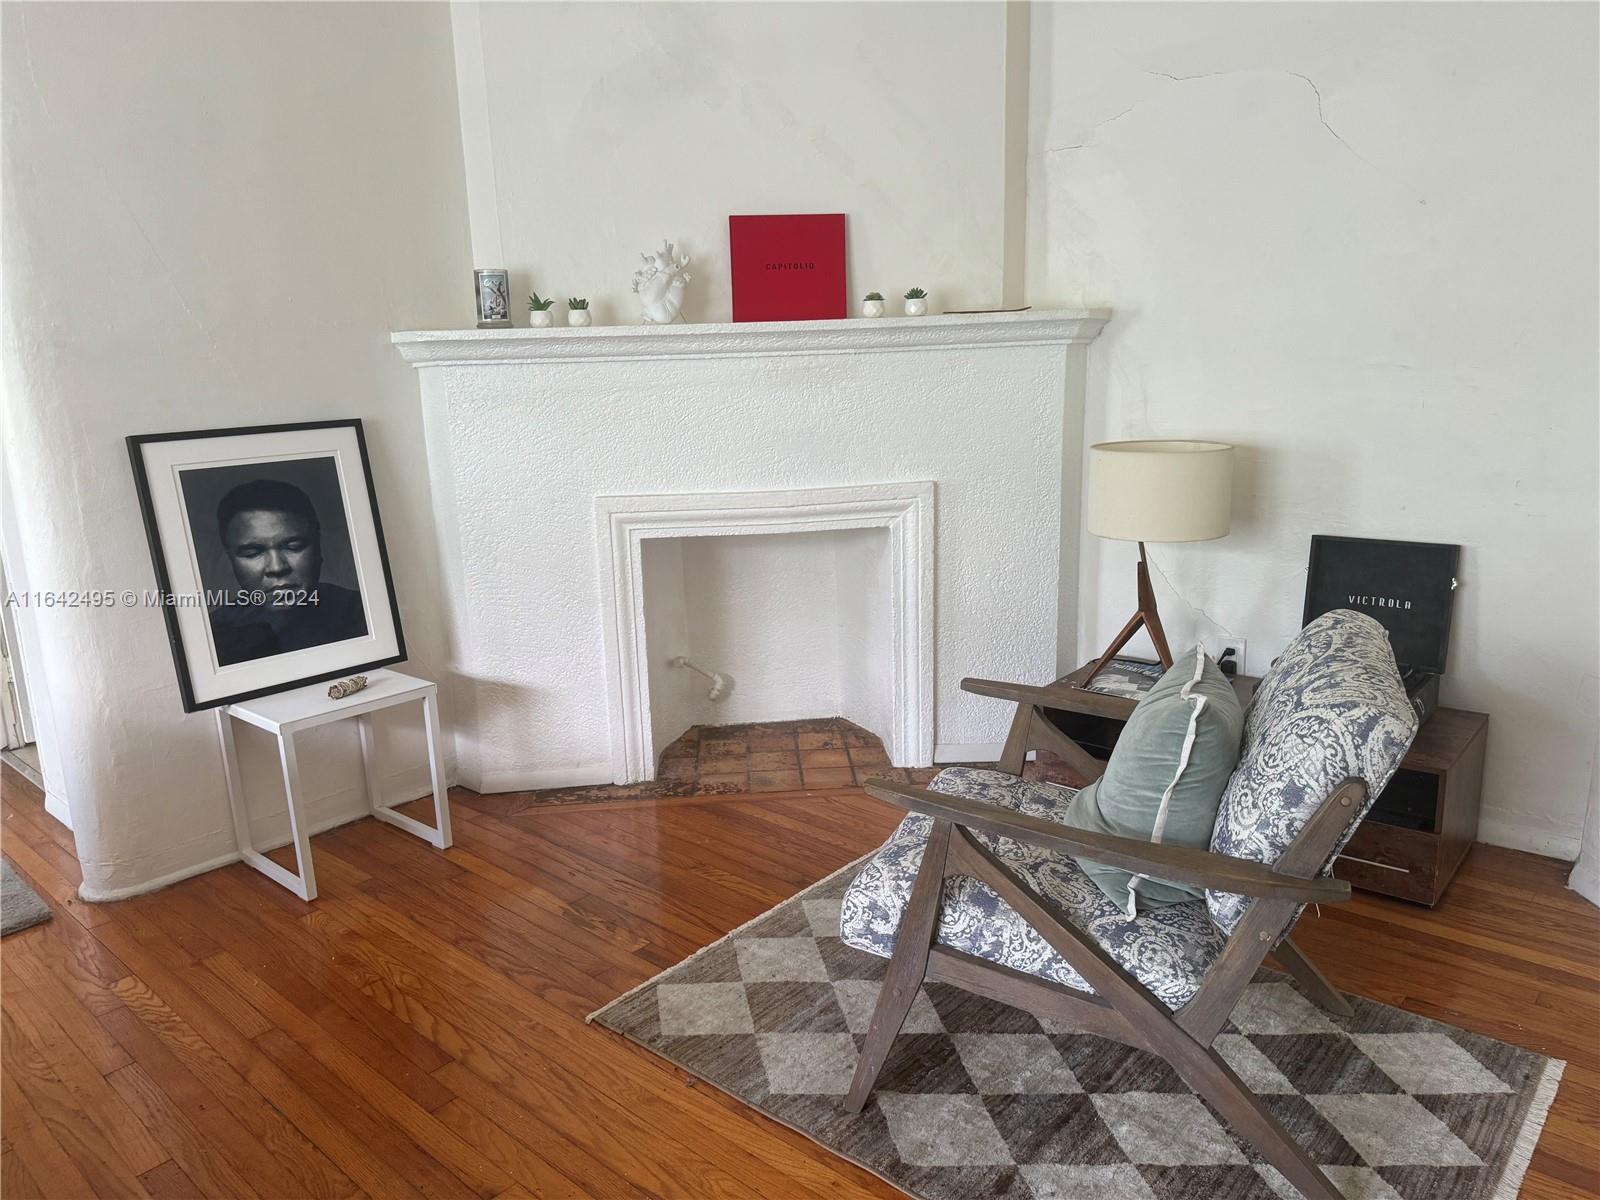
[640,528,895,761]
[455,1,1014,322]
[1,2,471,897]
[681,534,864,723]
[1029,2,1600,857]
[680,531,858,726]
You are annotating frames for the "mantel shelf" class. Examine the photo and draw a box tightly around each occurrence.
[390,309,1109,367]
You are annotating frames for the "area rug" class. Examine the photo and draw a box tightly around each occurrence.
[590,858,1564,1200]
[1,857,52,936]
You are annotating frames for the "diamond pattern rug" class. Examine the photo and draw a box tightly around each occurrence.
[590,859,1564,1200]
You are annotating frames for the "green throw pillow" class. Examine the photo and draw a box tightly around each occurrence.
[1063,646,1244,916]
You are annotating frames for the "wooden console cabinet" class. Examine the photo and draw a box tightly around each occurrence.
[1042,662,1487,907]
[1330,708,1487,906]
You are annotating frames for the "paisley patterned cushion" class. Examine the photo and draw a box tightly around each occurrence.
[1206,610,1418,934]
[839,767,1228,1010]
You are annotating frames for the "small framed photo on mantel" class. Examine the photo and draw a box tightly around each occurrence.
[474,268,512,328]
[127,419,406,711]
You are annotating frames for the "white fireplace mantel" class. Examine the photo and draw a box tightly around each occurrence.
[395,308,1107,794]
[391,309,1109,367]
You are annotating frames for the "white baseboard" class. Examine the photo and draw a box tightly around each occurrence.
[465,763,613,794]
[79,847,250,903]
[1476,812,1583,862]
[934,743,1041,764]
[43,791,72,830]
[77,780,443,903]
[935,742,1002,763]
[1568,854,1599,907]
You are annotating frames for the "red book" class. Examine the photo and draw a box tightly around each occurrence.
[729,214,847,322]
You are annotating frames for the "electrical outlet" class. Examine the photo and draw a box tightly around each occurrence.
[1204,637,1247,676]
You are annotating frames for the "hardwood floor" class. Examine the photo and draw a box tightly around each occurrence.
[2,761,1596,1199]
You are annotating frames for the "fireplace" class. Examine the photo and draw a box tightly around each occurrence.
[392,311,1107,792]
[598,483,933,783]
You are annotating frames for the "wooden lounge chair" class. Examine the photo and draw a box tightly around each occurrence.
[838,610,1419,1200]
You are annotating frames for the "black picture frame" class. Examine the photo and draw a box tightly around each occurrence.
[127,418,406,712]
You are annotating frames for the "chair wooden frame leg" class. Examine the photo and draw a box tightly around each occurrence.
[1274,936,1354,1018]
[844,820,953,1112]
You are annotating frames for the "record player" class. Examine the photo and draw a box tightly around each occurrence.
[1303,535,1460,726]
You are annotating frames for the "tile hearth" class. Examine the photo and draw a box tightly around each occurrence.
[512,718,1079,808]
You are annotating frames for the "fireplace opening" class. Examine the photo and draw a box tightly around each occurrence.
[640,527,893,777]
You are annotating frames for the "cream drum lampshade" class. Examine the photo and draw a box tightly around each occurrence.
[1086,440,1234,544]
[1080,440,1234,681]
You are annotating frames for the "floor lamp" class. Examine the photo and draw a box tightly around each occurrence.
[1082,440,1234,686]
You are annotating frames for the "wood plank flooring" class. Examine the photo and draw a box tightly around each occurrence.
[2,761,1596,1198]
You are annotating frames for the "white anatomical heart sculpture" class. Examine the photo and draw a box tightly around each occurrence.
[632,241,692,323]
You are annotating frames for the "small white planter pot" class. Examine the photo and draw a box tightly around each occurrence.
[903,297,928,317]
[529,309,554,328]
[861,299,885,318]
[568,309,592,327]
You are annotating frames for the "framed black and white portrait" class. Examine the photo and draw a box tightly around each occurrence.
[474,268,512,328]
[127,420,405,711]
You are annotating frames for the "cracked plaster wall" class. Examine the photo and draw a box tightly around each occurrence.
[1028,2,1599,857]
[457,1,1012,321]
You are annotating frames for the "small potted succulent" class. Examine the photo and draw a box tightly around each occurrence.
[567,297,592,327]
[903,287,929,317]
[861,291,885,318]
[527,292,555,328]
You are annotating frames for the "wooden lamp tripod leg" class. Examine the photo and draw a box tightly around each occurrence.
[1136,542,1173,667]
[1084,542,1175,685]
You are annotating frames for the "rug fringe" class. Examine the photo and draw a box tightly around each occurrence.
[1490,1054,1566,1199]
[585,852,873,1025]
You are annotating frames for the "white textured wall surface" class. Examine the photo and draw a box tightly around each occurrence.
[457,1,1010,323]
[1,2,471,897]
[678,531,887,730]
[680,533,846,726]
[640,528,896,758]
[414,339,1078,791]
[1029,2,1600,856]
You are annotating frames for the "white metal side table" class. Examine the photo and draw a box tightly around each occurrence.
[216,668,452,901]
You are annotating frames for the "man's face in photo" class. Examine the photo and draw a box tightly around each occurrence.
[222,508,323,602]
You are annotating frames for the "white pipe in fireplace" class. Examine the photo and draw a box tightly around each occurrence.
[669,656,733,702]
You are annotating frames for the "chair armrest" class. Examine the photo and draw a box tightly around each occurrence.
[961,676,1108,783]
[961,677,1085,707]
[861,778,1352,905]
